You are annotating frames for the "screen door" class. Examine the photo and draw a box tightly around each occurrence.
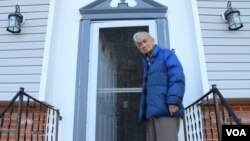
[87,20,157,141]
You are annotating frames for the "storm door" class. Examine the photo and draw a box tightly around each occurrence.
[86,20,157,141]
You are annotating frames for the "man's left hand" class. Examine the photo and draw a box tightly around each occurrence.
[169,105,178,116]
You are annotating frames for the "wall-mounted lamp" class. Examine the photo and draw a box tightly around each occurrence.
[7,4,23,33]
[224,1,243,30]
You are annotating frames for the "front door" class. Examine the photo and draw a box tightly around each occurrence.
[87,20,157,141]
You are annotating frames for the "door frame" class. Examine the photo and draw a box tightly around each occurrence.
[75,1,169,140]
[86,20,158,141]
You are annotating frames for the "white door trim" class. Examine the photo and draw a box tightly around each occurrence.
[86,20,157,141]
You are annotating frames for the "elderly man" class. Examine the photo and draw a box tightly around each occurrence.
[133,31,185,141]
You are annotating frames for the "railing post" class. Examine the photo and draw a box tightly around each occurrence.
[212,84,222,141]
[15,87,24,141]
[55,110,62,141]
[182,115,187,141]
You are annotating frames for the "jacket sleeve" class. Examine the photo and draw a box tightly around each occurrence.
[165,52,185,106]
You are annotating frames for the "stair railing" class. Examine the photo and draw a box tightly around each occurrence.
[183,84,241,141]
[0,88,62,141]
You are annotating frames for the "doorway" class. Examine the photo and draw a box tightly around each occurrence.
[87,20,157,141]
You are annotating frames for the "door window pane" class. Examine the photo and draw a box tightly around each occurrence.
[96,27,148,141]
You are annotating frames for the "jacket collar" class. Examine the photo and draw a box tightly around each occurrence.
[151,45,161,58]
[144,45,161,59]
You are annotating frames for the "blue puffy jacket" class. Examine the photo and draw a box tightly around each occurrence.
[139,45,185,121]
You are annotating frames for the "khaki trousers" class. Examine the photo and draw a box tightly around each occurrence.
[146,117,180,141]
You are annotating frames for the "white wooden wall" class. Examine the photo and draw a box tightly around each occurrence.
[0,0,50,99]
[197,0,250,97]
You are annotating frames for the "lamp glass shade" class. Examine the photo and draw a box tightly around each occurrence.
[7,13,23,33]
[228,12,243,30]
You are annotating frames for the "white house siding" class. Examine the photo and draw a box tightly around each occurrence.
[0,0,50,100]
[197,0,250,97]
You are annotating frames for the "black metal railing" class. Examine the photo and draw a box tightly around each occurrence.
[184,84,241,141]
[0,88,62,141]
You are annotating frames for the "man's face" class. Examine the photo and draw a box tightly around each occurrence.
[135,34,155,55]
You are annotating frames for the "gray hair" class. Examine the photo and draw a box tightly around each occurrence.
[133,31,154,43]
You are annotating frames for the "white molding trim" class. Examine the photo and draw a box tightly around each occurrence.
[86,23,99,141]
[39,0,56,100]
[191,0,209,93]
